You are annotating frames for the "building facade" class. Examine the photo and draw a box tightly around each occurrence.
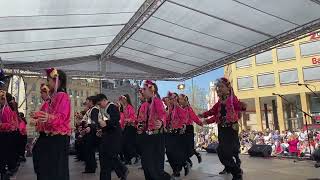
[224,32,320,132]
[102,80,140,108]
[206,82,219,134]
[23,77,100,136]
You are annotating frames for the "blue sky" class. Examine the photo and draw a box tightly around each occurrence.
[157,68,224,97]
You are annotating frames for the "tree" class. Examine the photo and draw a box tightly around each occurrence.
[185,84,208,114]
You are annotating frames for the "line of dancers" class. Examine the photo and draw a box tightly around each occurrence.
[0,90,28,180]
[6,67,244,180]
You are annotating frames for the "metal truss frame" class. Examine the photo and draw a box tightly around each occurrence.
[5,69,179,81]
[183,18,320,80]
[108,56,181,76]
[3,55,180,80]
[4,55,100,69]
[100,0,167,60]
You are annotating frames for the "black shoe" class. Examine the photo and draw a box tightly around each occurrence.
[120,169,129,180]
[1,172,10,180]
[195,152,202,163]
[172,171,180,177]
[187,159,193,168]
[232,174,243,180]
[82,171,95,174]
[134,157,140,164]
[184,161,191,176]
[219,168,230,175]
[125,160,132,165]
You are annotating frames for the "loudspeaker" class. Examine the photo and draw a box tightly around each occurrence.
[206,143,219,153]
[312,148,320,161]
[248,144,272,157]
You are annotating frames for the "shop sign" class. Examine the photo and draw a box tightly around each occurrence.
[310,31,320,40]
[312,57,320,64]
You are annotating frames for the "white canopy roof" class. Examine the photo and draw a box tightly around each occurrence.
[1,0,320,80]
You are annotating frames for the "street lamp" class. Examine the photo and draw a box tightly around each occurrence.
[177,83,185,91]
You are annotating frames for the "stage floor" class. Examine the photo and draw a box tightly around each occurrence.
[14,153,320,180]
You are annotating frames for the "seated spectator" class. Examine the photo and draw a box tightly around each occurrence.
[254,132,264,145]
[281,139,289,155]
[299,139,315,157]
[273,140,283,155]
[264,132,272,145]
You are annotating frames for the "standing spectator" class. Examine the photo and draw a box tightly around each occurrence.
[288,134,299,157]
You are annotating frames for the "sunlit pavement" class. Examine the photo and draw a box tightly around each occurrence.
[15,153,320,180]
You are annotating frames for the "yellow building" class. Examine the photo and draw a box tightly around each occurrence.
[225,32,320,132]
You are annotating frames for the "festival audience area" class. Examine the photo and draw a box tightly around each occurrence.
[197,129,320,158]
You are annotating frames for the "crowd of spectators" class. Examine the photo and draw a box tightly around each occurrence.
[196,128,320,158]
[239,129,320,157]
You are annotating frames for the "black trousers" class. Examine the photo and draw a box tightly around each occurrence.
[18,134,27,158]
[83,134,97,172]
[122,125,137,163]
[166,132,189,175]
[32,137,40,174]
[99,129,127,180]
[0,132,9,174]
[139,133,171,180]
[185,125,197,158]
[217,126,241,176]
[34,134,70,180]
[2,131,19,171]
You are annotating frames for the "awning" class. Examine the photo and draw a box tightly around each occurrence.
[1,0,320,80]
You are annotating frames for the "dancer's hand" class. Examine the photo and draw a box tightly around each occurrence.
[85,127,91,133]
[98,119,107,128]
[96,129,102,137]
[29,111,35,118]
[37,111,52,122]
[154,120,163,129]
[202,119,208,125]
[29,118,38,126]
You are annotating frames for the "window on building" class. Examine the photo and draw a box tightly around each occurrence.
[74,99,78,107]
[300,40,320,56]
[303,66,320,81]
[277,46,296,61]
[68,89,72,96]
[236,58,252,68]
[257,73,275,87]
[279,69,298,84]
[237,76,254,90]
[81,90,83,97]
[31,84,36,91]
[256,50,272,65]
[86,91,89,97]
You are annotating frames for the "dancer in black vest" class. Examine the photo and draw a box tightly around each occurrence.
[198,77,245,180]
[82,96,99,173]
[96,94,128,180]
